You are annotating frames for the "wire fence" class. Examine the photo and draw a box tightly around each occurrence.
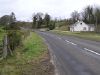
[0,40,3,58]
[0,29,31,60]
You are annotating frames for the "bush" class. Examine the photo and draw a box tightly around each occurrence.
[48,24,55,30]
[7,31,22,51]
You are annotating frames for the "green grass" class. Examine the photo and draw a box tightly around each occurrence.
[52,30,100,41]
[0,27,5,46]
[0,32,47,75]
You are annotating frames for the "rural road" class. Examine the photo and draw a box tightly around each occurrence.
[37,31,100,75]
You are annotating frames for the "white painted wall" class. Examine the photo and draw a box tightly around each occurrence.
[74,22,89,31]
[89,27,95,31]
[70,21,95,32]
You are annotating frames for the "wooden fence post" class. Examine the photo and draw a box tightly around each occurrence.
[3,35,8,58]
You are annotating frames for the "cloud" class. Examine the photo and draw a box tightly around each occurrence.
[0,0,100,21]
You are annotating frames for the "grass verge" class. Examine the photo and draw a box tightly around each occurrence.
[0,27,5,45]
[52,30,100,41]
[0,32,54,75]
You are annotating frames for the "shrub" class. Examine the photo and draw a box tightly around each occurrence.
[7,31,22,51]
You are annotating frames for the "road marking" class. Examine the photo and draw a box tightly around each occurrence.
[71,42,77,46]
[65,40,70,43]
[57,37,61,40]
[65,40,77,46]
[84,48,100,56]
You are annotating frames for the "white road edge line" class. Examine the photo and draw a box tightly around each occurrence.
[84,48,100,56]
[65,40,77,46]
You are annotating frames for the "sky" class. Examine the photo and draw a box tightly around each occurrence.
[0,0,100,21]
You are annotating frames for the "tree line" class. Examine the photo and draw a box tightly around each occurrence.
[70,5,100,25]
[32,13,55,30]
[0,5,100,31]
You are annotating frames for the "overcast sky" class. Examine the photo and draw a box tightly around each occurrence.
[0,0,100,21]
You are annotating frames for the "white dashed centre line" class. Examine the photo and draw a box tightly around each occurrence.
[71,42,77,46]
[64,39,100,56]
[84,48,100,56]
[65,40,77,46]
[65,40,70,43]
[57,37,62,40]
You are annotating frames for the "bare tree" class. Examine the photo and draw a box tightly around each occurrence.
[71,11,80,23]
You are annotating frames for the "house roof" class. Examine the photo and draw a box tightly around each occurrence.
[70,21,95,27]
[70,21,84,27]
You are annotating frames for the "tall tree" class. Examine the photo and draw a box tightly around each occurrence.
[94,8,100,24]
[32,14,37,28]
[0,15,10,26]
[83,6,95,24]
[7,12,17,30]
[9,12,16,24]
[38,17,43,28]
[81,11,88,23]
[44,13,51,28]
[32,12,43,28]
[36,13,43,28]
[94,7,100,32]
[0,12,16,27]
[71,11,80,23]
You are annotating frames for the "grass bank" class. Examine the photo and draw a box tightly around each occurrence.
[0,32,54,75]
[52,30,100,41]
[0,27,5,45]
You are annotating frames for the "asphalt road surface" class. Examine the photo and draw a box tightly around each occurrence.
[37,31,100,75]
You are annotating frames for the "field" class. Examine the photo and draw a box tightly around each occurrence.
[52,30,100,41]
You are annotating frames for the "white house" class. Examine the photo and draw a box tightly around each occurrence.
[70,21,95,32]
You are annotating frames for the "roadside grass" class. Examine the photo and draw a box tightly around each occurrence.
[0,27,5,45]
[0,32,48,75]
[52,30,100,41]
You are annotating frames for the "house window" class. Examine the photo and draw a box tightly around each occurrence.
[83,27,86,31]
